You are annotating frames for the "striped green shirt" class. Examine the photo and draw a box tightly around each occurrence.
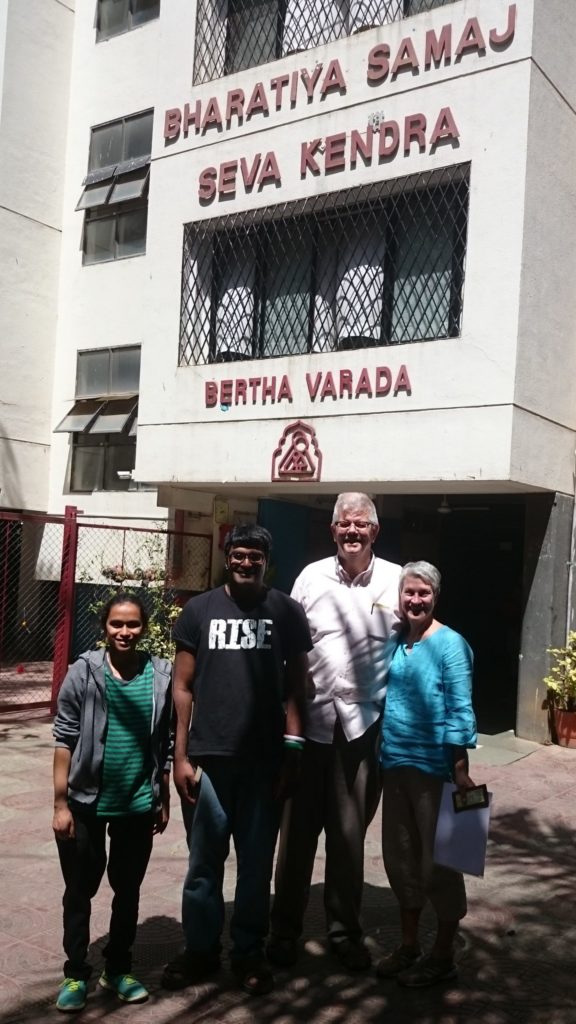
[96,658,154,817]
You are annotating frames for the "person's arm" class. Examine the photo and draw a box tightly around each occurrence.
[154,769,171,834]
[451,745,475,792]
[52,747,75,840]
[276,649,309,801]
[443,633,477,792]
[284,650,308,739]
[172,646,201,804]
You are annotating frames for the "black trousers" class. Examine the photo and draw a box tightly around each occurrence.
[56,811,154,981]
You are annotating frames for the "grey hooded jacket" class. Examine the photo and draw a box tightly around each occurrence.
[53,648,172,810]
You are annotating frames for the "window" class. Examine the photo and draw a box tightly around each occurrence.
[194,0,456,83]
[54,348,140,493]
[96,0,160,42]
[179,165,469,365]
[76,110,153,265]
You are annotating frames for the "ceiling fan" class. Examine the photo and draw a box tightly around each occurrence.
[436,495,490,515]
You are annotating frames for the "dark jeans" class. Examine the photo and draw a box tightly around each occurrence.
[181,757,282,964]
[56,810,155,981]
[271,719,382,943]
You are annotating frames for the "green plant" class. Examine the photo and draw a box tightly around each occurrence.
[544,632,576,712]
[87,532,181,660]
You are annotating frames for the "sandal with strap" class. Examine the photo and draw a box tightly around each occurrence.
[376,945,421,979]
[232,957,274,996]
[397,954,457,988]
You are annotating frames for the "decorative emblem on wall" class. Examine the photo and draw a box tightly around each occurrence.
[271,420,322,483]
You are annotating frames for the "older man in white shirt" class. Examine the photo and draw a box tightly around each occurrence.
[268,493,400,972]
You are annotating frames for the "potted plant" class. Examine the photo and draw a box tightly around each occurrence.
[544,631,576,747]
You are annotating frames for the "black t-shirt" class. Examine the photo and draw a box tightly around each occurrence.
[173,585,312,763]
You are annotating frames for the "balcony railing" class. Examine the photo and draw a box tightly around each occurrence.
[194,0,459,84]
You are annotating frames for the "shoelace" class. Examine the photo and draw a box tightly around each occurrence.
[63,980,84,991]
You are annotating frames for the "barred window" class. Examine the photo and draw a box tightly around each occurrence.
[179,165,469,366]
[194,0,457,84]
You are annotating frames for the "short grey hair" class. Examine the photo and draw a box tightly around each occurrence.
[332,492,378,525]
[400,560,441,597]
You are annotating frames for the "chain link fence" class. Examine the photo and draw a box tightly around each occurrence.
[0,510,212,714]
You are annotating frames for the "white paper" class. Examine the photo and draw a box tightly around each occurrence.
[433,783,492,878]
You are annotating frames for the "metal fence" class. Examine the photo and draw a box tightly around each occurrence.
[0,508,212,714]
[180,165,469,365]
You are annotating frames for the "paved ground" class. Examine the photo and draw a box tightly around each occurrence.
[0,715,574,1024]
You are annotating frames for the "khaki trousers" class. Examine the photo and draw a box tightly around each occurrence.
[382,767,467,921]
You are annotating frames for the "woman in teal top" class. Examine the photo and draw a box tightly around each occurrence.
[376,561,477,989]
[52,593,172,1013]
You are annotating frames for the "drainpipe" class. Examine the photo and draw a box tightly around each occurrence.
[566,448,576,643]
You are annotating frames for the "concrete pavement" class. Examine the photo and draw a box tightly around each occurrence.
[0,714,574,1024]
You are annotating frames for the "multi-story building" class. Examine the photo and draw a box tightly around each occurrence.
[3,0,576,740]
[0,0,73,513]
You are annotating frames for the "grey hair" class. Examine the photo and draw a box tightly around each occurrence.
[400,560,441,597]
[332,492,378,525]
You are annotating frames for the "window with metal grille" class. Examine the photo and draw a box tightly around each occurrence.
[96,0,160,42]
[179,165,469,365]
[54,348,140,493]
[76,111,153,265]
[194,0,457,84]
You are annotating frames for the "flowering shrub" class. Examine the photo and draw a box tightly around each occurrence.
[544,632,576,712]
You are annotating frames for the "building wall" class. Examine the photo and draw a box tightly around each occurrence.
[129,0,568,496]
[48,1,166,519]
[0,0,73,511]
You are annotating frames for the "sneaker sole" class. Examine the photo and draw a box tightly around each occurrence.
[56,1002,87,1014]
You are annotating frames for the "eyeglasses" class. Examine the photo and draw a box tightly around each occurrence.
[334,520,374,531]
[228,551,266,565]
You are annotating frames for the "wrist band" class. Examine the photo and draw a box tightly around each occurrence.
[283,734,305,742]
[283,734,305,751]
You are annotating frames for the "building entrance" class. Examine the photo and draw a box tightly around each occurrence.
[259,494,525,736]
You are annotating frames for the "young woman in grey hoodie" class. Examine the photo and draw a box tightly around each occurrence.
[52,592,172,1012]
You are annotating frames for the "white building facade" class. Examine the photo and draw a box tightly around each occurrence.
[5,0,576,738]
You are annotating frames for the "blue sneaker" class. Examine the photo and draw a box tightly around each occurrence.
[56,978,87,1012]
[98,971,149,1003]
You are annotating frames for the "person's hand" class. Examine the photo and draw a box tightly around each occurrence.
[53,805,75,841]
[174,758,201,804]
[274,748,303,801]
[453,762,476,795]
[153,801,170,834]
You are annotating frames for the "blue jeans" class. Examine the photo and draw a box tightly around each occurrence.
[181,757,281,963]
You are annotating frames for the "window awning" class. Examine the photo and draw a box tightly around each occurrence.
[75,181,114,211]
[76,157,151,212]
[108,166,149,205]
[54,399,104,433]
[89,397,138,434]
[54,397,138,434]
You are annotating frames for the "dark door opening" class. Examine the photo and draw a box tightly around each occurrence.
[259,495,524,736]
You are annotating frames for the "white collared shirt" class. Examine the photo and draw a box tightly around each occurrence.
[291,554,401,743]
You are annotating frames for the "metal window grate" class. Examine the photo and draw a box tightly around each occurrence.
[179,164,469,366]
[194,0,459,84]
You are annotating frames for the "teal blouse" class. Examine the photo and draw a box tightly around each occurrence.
[380,625,477,780]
